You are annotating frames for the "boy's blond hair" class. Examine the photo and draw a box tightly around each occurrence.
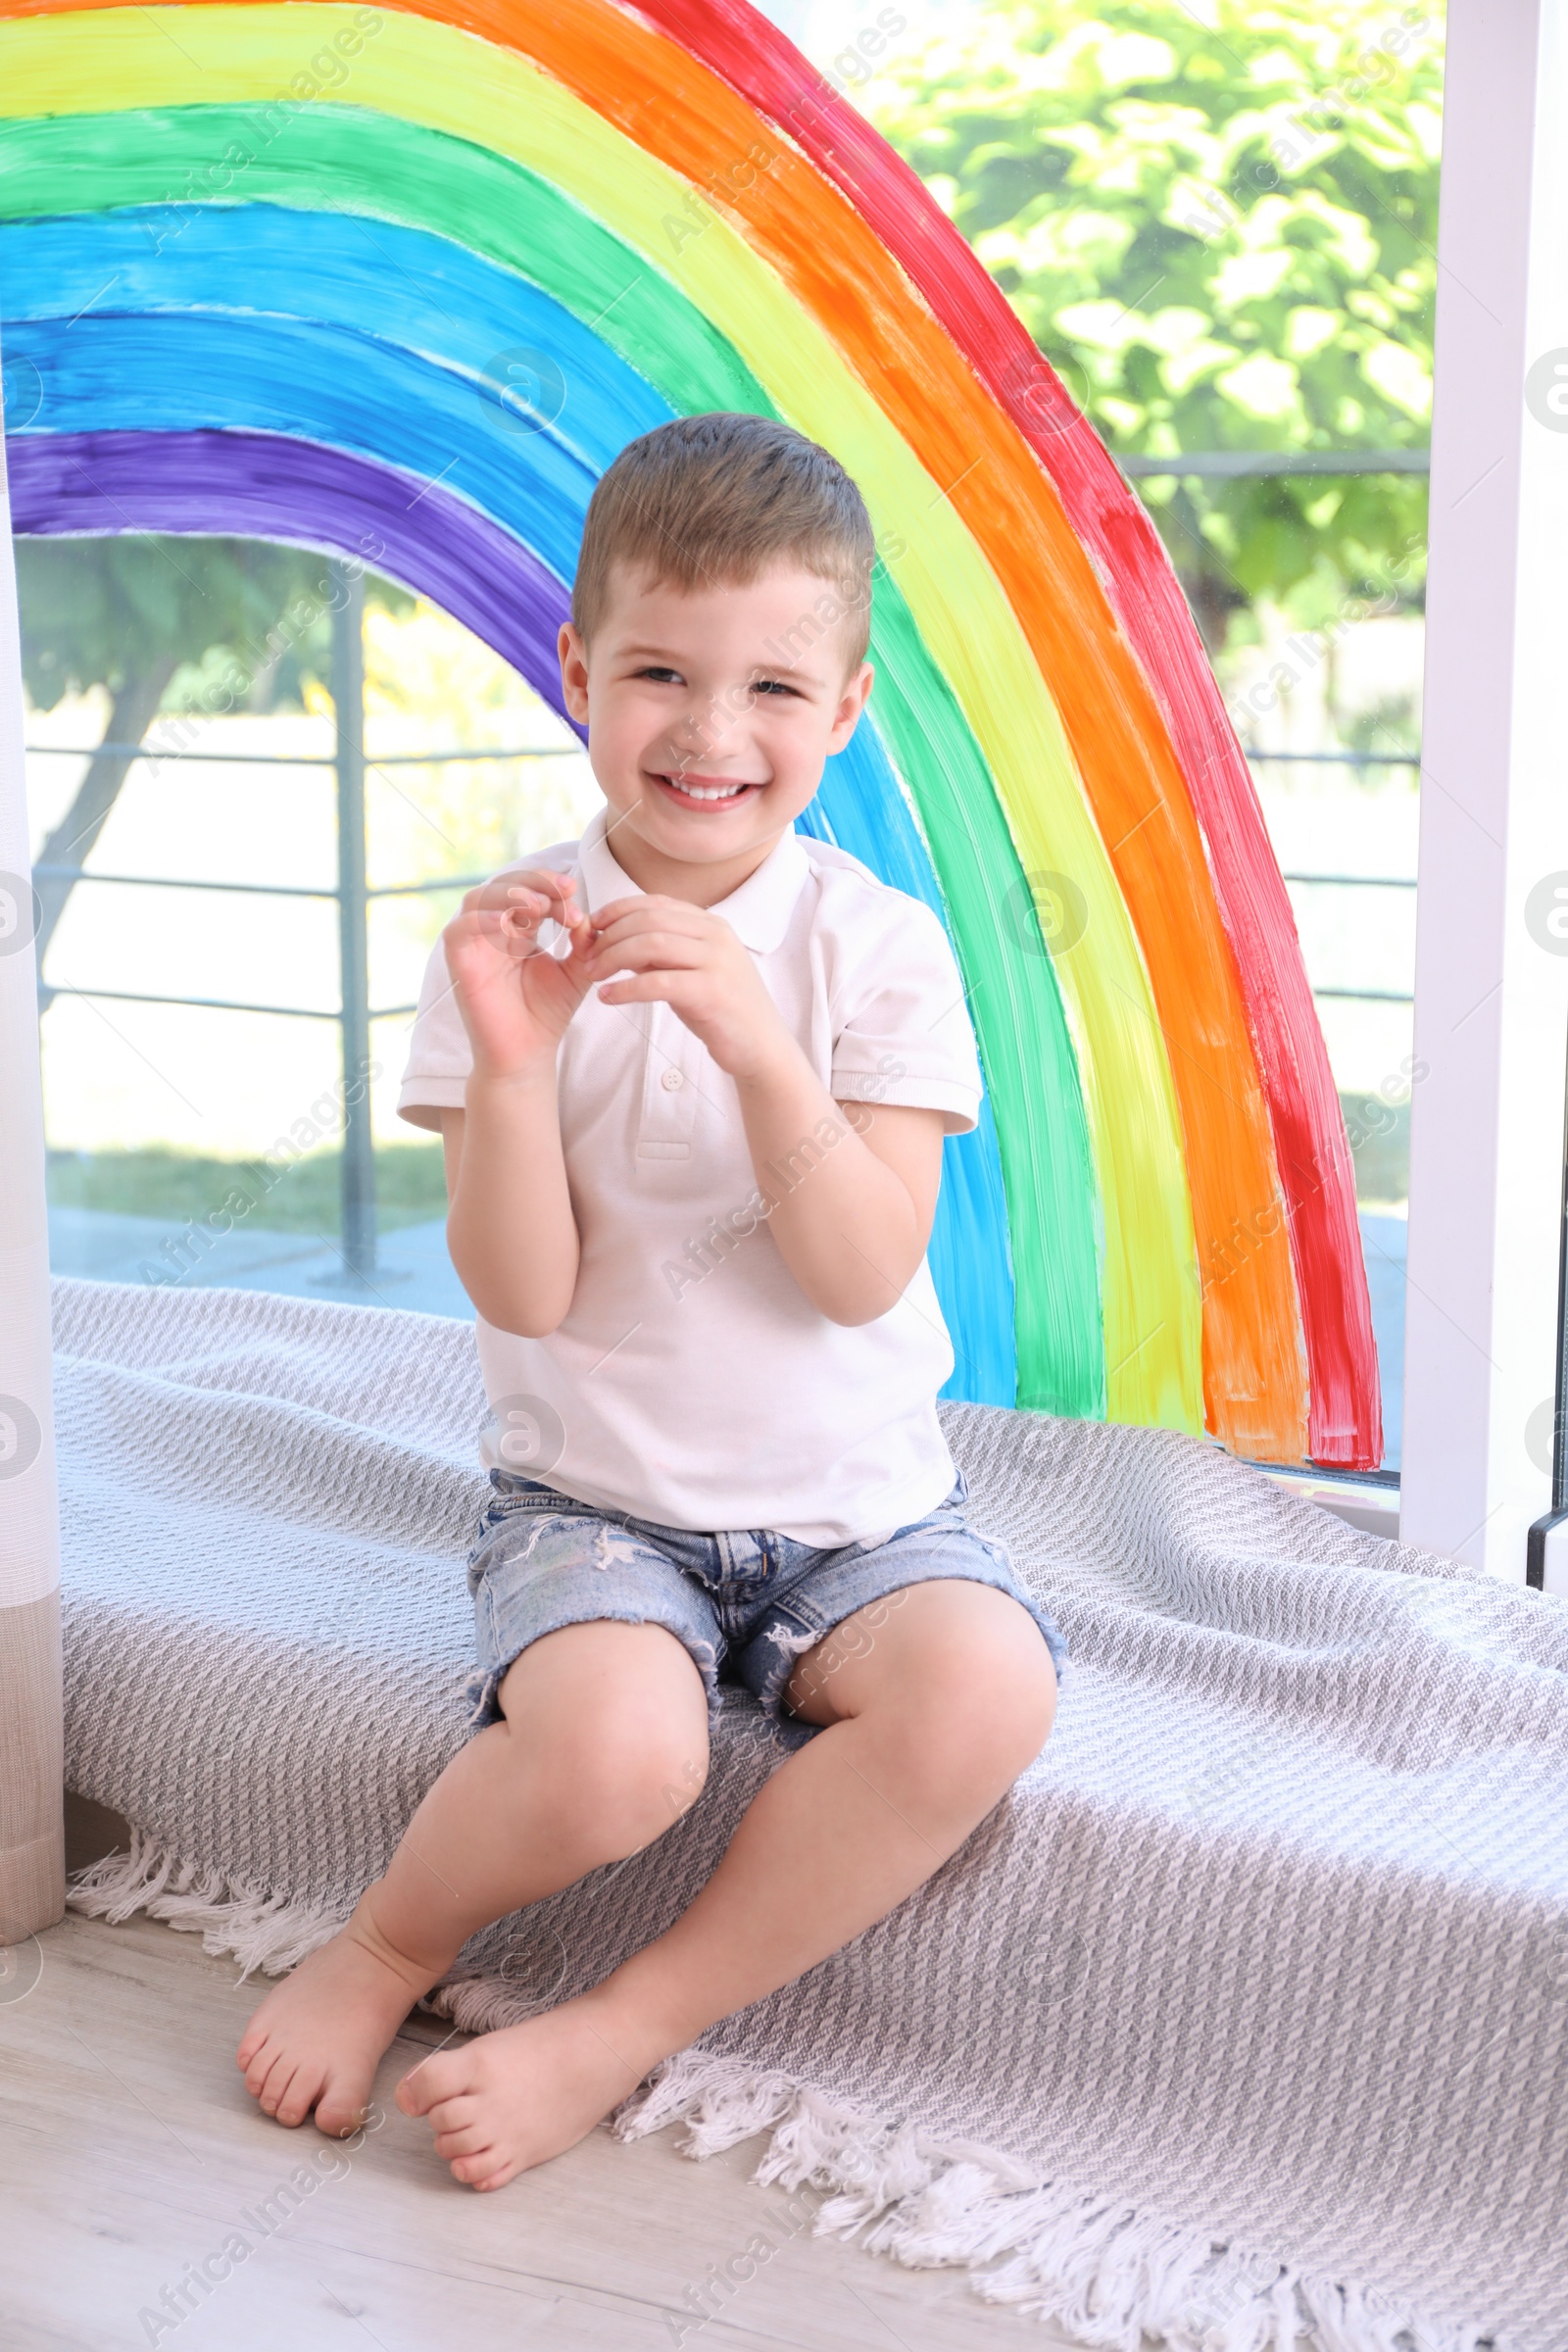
[572,414,877,672]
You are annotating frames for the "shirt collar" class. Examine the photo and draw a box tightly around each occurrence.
[574,808,810,954]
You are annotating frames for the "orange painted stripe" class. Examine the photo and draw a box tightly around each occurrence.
[1,0,1310,1457]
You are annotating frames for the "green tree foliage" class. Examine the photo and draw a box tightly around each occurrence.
[869,0,1441,646]
[21,535,336,717]
[17,534,409,964]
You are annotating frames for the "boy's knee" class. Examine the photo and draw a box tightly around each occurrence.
[573,1712,711,1858]
[876,1598,1058,1793]
[985,1639,1058,1770]
[585,1712,714,1853]
[949,1614,1056,1752]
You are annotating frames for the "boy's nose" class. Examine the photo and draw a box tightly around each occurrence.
[671,701,732,758]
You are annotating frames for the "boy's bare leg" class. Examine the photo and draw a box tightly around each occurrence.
[397,1581,1057,2188]
[237,1620,710,2135]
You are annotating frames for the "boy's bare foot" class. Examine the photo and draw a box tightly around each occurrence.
[236,1920,436,2135]
[395,1992,655,2190]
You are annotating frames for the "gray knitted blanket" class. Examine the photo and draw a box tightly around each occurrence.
[53,1275,1568,2352]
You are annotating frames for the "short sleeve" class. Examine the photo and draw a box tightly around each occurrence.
[827,885,983,1134]
[396,932,471,1133]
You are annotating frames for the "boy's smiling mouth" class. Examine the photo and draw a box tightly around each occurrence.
[649,769,763,810]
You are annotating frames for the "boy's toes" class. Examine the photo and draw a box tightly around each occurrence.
[253,2053,289,2111]
[244,2043,284,2105]
[315,2083,370,2139]
[474,2159,521,2193]
[257,2070,292,2120]
[265,2062,316,2126]
[396,2050,468,2118]
[452,2149,514,2190]
[425,2092,480,2138]
[395,2070,429,2118]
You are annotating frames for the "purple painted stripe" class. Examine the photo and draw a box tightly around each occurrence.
[6,427,582,733]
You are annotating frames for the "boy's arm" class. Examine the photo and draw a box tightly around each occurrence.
[438,868,594,1337]
[586,894,950,1327]
[439,1077,579,1337]
[737,1065,947,1326]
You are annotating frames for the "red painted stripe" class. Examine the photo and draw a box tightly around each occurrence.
[626,0,1380,1467]
[0,0,1379,1461]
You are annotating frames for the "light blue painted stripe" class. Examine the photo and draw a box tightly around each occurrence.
[4,220,1016,1398]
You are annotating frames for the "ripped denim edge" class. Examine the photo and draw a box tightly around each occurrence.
[462,1614,725,1740]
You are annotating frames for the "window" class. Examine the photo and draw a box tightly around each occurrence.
[24,548,597,1320]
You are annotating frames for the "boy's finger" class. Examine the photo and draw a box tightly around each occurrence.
[586,892,638,926]
[597,971,680,1005]
[503,874,575,907]
[465,867,578,915]
[448,906,514,939]
[588,907,710,956]
[588,892,704,931]
[586,934,707,976]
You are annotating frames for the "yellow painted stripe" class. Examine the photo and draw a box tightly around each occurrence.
[0,5,1204,1428]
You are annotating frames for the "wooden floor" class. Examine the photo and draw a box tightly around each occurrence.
[0,1811,1076,2352]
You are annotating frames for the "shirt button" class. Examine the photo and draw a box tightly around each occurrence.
[661,1067,685,1092]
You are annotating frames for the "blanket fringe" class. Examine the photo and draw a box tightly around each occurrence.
[69,1828,350,1980]
[65,1846,1505,2352]
[423,1973,555,2036]
[612,2050,1503,2352]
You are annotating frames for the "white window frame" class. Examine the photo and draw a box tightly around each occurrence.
[1399,0,1568,1592]
[0,399,59,1619]
[4,0,1565,1615]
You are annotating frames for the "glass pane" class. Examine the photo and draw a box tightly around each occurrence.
[776,0,1440,1474]
[1226,663,1421,1477]
[24,538,598,1322]
[24,1,1440,1480]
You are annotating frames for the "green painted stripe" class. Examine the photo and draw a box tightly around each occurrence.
[0,101,1105,1413]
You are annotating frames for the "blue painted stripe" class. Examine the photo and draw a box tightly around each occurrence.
[795,793,1014,1404]
[4,209,1016,1399]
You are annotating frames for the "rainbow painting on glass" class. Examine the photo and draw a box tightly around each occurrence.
[0,0,1381,1467]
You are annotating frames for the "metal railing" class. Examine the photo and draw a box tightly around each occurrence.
[28,605,1423,1270]
[29,564,571,1287]
[1120,450,1429,477]
[1247,746,1419,1005]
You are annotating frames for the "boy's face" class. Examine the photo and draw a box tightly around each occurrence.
[557,559,873,901]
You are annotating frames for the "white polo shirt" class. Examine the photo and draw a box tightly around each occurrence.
[397,808,984,1545]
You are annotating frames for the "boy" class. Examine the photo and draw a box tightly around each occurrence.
[237,414,1069,2189]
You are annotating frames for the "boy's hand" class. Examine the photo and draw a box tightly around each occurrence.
[442,868,595,1080]
[586,896,795,1082]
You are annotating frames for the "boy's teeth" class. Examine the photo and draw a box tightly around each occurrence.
[674,778,746,802]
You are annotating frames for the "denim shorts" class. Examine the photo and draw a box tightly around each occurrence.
[464,1469,1070,1730]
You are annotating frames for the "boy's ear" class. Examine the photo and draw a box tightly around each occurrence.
[559,620,590,722]
[827,660,874,752]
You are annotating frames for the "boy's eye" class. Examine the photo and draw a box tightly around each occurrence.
[631,664,796,697]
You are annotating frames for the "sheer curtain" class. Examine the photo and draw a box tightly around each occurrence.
[0,363,64,1942]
